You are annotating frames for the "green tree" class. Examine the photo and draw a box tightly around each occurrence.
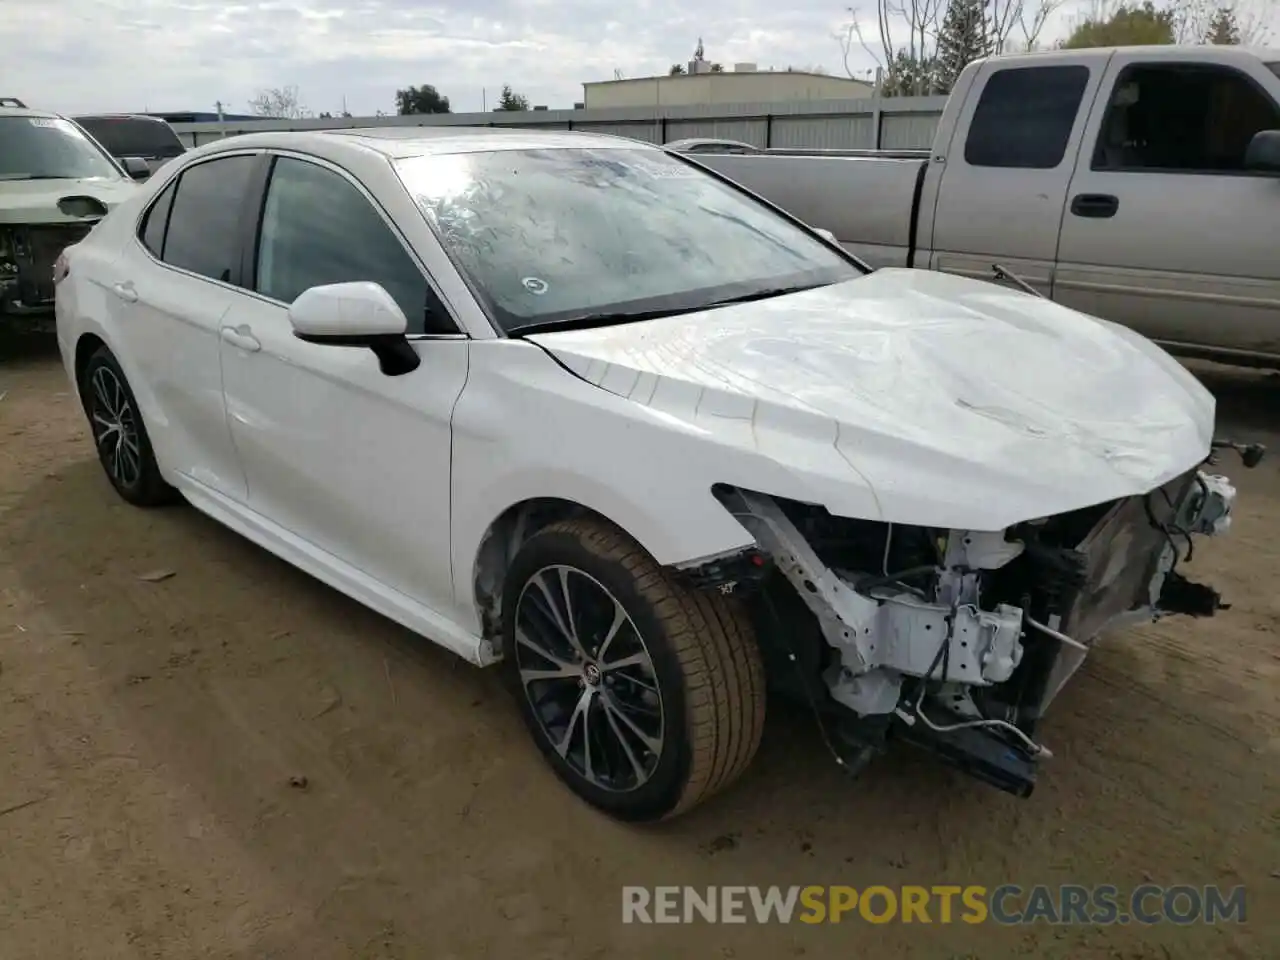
[1203,5,1242,43]
[1062,1,1175,48]
[395,84,451,115]
[496,84,530,112]
[880,49,940,97]
[669,63,686,75]
[935,0,994,93]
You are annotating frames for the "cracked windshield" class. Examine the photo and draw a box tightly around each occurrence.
[397,146,859,332]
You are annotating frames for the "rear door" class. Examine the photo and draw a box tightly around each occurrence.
[108,153,261,500]
[1055,52,1280,356]
[925,55,1108,295]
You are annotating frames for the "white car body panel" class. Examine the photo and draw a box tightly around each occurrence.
[218,291,467,625]
[117,267,247,499]
[530,267,1215,532]
[448,339,764,622]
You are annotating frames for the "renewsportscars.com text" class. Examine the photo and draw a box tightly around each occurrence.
[621,884,1247,926]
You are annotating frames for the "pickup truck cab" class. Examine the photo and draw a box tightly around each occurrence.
[685,45,1280,368]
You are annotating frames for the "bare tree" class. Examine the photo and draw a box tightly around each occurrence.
[248,85,311,119]
[837,0,945,86]
[836,0,1064,87]
[986,0,1067,52]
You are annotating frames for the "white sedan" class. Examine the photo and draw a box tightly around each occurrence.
[55,126,1246,821]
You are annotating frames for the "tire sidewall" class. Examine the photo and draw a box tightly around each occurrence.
[500,526,694,821]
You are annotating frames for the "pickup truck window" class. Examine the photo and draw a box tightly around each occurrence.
[1092,63,1280,174]
[964,65,1090,169]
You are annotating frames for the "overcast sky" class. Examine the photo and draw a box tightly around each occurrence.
[6,0,1277,117]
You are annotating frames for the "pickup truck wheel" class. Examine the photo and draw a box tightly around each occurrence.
[79,346,177,507]
[501,518,766,821]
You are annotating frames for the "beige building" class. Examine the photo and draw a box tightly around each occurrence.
[582,64,875,110]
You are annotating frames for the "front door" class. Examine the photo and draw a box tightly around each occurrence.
[1055,52,1280,355]
[217,153,467,616]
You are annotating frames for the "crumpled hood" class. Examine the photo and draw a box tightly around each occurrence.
[529,268,1216,531]
[0,177,138,224]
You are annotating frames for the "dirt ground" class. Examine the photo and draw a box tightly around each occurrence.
[0,331,1277,960]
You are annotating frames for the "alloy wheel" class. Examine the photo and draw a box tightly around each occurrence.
[88,365,142,489]
[513,564,665,792]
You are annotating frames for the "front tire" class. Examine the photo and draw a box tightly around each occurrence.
[79,345,177,507]
[501,518,766,821]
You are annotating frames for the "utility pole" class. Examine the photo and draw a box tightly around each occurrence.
[215,99,226,138]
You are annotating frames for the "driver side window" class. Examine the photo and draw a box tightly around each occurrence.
[255,156,433,333]
[1092,63,1280,173]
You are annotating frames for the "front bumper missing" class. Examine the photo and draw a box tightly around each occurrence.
[1,222,95,313]
[720,459,1244,798]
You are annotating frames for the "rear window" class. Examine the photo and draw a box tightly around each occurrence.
[74,117,185,159]
[964,65,1091,169]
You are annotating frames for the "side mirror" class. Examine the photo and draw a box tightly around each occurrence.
[289,281,421,376]
[814,227,838,244]
[121,156,150,180]
[1244,130,1280,175]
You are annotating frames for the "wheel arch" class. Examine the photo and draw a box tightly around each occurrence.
[469,497,647,658]
[73,331,109,395]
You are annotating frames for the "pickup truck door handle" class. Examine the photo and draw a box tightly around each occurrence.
[110,281,138,303]
[1069,193,1119,219]
[219,325,261,353]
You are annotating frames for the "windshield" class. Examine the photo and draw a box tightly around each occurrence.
[393,146,862,333]
[74,116,185,159]
[0,116,123,181]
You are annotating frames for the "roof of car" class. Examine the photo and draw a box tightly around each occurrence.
[199,126,656,160]
[72,113,172,122]
[0,106,61,120]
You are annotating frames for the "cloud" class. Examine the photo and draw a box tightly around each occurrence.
[6,0,1277,118]
[7,0,875,115]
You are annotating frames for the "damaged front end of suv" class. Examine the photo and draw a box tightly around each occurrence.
[0,109,140,323]
[700,446,1256,798]
[1,218,98,317]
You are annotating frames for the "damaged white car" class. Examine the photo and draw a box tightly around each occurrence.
[1,104,144,323]
[54,128,1260,821]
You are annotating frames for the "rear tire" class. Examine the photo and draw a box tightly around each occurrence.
[501,517,766,821]
[79,345,178,507]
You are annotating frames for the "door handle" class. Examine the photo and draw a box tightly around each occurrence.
[111,281,138,303]
[1069,193,1119,219]
[219,325,261,353]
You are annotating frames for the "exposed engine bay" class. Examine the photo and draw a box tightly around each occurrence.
[691,442,1261,798]
[1,220,96,316]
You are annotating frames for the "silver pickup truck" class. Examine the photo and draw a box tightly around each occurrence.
[682,45,1280,368]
